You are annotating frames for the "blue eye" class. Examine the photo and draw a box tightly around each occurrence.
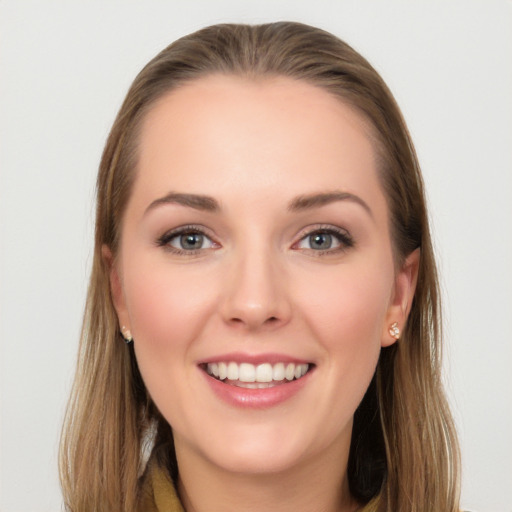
[158,227,216,253]
[296,228,353,253]
[305,232,338,250]
[171,233,210,250]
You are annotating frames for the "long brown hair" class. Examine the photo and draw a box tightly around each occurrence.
[59,22,460,511]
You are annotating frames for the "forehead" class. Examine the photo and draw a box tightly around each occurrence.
[134,74,385,214]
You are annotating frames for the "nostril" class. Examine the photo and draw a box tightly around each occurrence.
[228,315,280,328]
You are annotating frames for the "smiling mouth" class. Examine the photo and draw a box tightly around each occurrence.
[203,361,312,389]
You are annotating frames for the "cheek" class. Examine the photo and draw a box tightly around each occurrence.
[122,255,222,425]
[294,259,392,384]
[121,254,221,398]
[299,260,391,337]
[124,255,215,343]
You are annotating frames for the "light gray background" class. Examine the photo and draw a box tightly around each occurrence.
[1,1,511,511]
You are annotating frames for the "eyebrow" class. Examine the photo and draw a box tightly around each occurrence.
[144,192,220,215]
[144,190,373,218]
[288,191,373,218]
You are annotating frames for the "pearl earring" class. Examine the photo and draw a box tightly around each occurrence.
[121,326,133,344]
[389,322,400,340]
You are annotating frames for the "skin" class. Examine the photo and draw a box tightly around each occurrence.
[107,75,419,512]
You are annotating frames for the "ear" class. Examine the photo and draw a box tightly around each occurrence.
[382,248,420,347]
[102,245,130,334]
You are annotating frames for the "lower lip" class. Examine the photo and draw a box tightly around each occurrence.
[201,369,312,409]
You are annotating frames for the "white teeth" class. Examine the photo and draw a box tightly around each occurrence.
[206,361,310,383]
[227,362,238,380]
[234,381,272,389]
[285,363,295,381]
[218,362,227,380]
[272,362,285,381]
[210,362,219,378]
[239,363,256,382]
[255,363,273,382]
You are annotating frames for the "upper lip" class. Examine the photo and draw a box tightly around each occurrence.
[197,352,313,366]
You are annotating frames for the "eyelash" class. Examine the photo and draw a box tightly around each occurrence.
[156,225,216,255]
[293,225,355,256]
[156,224,354,256]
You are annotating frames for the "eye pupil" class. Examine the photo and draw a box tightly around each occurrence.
[180,233,203,250]
[310,232,332,250]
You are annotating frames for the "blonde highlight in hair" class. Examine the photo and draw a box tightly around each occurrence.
[60,22,460,512]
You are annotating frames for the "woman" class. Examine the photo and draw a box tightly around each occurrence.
[59,22,461,512]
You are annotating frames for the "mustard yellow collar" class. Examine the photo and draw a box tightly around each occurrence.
[139,462,379,512]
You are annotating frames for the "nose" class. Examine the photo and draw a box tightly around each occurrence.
[219,246,292,331]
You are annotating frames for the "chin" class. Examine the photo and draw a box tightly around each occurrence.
[208,444,307,476]
[179,419,334,477]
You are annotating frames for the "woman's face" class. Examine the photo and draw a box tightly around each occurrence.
[110,75,417,475]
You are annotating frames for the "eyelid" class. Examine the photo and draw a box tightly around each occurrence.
[156,224,220,254]
[155,223,353,255]
[292,224,354,254]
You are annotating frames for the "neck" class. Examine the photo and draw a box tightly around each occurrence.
[175,436,359,512]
